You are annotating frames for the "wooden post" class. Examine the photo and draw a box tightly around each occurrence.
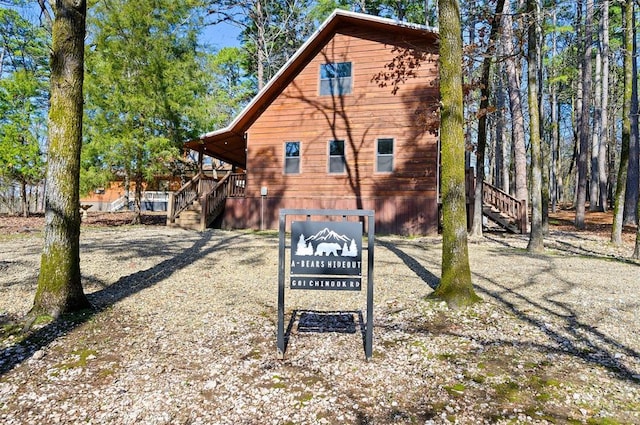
[167,192,175,224]
[199,195,206,232]
[519,199,528,234]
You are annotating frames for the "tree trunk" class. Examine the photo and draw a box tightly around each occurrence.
[576,0,593,229]
[599,0,610,212]
[634,194,640,258]
[624,21,639,225]
[500,0,528,207]
[32,0,91,318]
[526,0,544,253]
[430,0,480,309]
[550,8,558,213]
[590,26,602,211]
[21,181,28,218]
[255,0,266,90]
[131,170,143,225]
[612,0,633,246]
[471,0,506,238]
[495,74,508,192]
[538,11,548,235]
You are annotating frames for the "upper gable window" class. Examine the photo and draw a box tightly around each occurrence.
[320,62,352,96]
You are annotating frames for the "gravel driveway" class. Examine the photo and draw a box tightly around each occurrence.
[1,225,639,424]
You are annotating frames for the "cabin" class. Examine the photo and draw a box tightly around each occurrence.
[171,10,526,235]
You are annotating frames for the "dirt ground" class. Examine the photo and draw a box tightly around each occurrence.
[0,211,167,235]
[1,209,636,242]
[547,207,638,244]
[1,210,639,424]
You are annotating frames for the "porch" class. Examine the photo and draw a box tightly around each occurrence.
[167,170,527,234]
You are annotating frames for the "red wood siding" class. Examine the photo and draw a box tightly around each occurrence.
[230,26,439,235]
[223,196,438,235]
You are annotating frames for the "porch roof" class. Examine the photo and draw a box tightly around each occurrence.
[184,9,439,169]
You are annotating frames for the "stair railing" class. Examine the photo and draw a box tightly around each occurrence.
[167,172,216,223]
[109,196,128,212]
[200,172,234,231]
[482,182,528,233]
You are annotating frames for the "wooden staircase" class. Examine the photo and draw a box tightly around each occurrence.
[167,172,245,231]
[480,181,528,233]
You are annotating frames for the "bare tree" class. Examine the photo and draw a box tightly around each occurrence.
[624,21,639,225]
[611,0,633,246]
[590,6,602,212]
[207,0,312,90]
[575,0,593,229]
[598,0,610,212]
[470,0,506,238]
[526,0,543,252]
[500,0,528,206]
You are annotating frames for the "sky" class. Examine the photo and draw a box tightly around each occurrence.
[201,21,242,50]
[10,2,242,51]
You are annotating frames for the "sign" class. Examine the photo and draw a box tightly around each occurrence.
[277,209,375,360]
[290,221,362,290]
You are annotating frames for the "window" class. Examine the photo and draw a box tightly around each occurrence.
[320,62,352,96]
[376,138,394,172]
[284,141,300,174]
[329,140,346,173]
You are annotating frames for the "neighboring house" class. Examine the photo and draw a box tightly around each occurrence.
[80,178,182,212]
[180,10,441,235]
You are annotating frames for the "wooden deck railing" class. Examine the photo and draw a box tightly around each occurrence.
[482,181,528,233]
[227,173,246,198]
[168,172,246,226]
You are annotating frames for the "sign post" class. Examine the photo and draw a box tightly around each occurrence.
[277,209,374,360]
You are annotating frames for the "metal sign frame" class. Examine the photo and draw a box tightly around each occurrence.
[277,209,375,360]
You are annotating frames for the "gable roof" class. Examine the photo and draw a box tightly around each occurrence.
[185,9,439,169]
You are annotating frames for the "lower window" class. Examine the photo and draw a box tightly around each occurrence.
[376,138,394,172]
[329,140,345,173]
[285,141,300,174]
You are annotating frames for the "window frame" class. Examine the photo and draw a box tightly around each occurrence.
[319,62,353,96]
[328,139,346,174]
[284,141,301,175]
[376,138,394,173]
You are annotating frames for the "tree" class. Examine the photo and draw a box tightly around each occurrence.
[500,0,528,205]
[526,0,543,252]
[624,21,639,225]
[83,0,209,221]
[589,1,602,212]
[31,0,91,318]
[0,70,46,217]
[611,0,633,246]
[635,195,640,259]
[429,0,480,308]
[470,0,506,238]
[207,0,314,90]
[575,0,593,229]
[598,0,610,212]
[0,7,48,216]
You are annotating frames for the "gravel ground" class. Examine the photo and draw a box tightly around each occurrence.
[0,223,639,424]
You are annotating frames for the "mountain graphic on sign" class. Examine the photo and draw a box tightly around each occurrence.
[294,227,359,257]
[305,228,351,244]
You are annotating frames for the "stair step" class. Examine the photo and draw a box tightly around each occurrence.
[482,206,520,234]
